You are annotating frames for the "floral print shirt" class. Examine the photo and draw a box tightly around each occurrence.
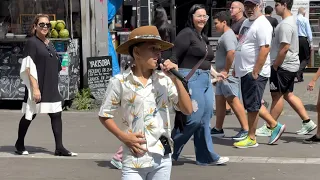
[98,68,179,168]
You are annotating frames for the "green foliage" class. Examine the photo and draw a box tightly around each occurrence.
[73,88,94,110]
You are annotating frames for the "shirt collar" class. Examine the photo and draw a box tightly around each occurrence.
[121,67,166,79]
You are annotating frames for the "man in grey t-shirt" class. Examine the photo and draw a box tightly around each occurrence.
[210,11,249,141]
[258,0,316,136]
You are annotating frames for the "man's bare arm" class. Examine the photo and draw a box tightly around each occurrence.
[273,43,290,69]
[253,45,270,75]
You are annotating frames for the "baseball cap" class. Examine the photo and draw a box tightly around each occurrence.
[244,0,261,5]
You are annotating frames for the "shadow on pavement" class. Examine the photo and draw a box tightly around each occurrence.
[0,145,53,155]
[173,157,196,166]
[223,127,242,132]
[211,137,234,147]
[95,161,120,169]
[304,104,317,112]
[279,135,306,144]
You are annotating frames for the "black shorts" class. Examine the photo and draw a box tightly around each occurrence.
[269,67,296,93]
[241,73,268,112]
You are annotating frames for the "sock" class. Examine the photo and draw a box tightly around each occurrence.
[241,128,248,132]
[303,119,310,124]
[49,112,67,151]
[269,123,278,130]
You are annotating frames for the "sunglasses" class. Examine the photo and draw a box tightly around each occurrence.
[38,23,51,28]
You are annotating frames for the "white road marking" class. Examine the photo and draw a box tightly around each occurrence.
[1,152,320,164]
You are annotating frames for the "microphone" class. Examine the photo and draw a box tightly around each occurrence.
[158,58,188,85]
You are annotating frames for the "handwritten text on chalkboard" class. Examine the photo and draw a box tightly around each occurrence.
[87,56,112,100]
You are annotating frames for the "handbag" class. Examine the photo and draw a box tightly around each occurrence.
[174,44,209,132]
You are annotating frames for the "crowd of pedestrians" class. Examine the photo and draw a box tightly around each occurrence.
[98,0,319,179]
[16,0,320,180]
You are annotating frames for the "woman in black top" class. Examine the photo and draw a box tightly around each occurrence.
[15,14,77,156]
[171,4,229,165]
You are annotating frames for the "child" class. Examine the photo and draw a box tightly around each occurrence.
[98,26,192,180]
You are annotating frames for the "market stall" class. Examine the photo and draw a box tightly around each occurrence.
[0,0,81,100]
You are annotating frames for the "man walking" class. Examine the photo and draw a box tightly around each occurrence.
[257,0,317,136]
[210,11,249,141]
[265,5,279,30]
[233,0,285,148]
[296,7,313,82]
[230,1,246,36]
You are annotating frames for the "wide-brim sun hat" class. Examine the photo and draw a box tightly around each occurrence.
[116,26,174,55]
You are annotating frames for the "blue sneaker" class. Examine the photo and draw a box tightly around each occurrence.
[232,130,248,141]
[268,123,286,144]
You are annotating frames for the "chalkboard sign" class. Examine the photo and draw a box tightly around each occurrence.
[0,42,25,100]
[87,56,113,100]
[19,14,56,35]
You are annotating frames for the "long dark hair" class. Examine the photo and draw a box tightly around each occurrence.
[186,4,209,43]
[152,6,172,42]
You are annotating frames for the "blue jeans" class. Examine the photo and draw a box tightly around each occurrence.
[172,69,220,164]
[121,154,172,180]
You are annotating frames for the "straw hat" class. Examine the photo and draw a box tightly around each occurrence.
[116,26,174,55]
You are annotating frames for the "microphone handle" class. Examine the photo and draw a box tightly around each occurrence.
[169,69,188,85]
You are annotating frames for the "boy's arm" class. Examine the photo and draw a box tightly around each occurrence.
[222,34,237,76]
[160,60,192,115]
[98,78,147,156]
[171,78,193,115]
[99,117,147,156]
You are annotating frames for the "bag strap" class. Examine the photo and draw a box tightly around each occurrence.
[185,44,208,80]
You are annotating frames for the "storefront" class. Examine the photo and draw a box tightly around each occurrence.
[309,0,320,68]
[0,0,81,100]
[109,0,176,67]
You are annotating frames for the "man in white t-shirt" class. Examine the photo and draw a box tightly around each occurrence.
[256,0,317,138]
[233,0,286,148]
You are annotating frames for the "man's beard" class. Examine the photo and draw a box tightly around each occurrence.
[246,10,260,21]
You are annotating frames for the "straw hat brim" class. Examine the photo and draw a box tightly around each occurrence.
[116,38,174,55]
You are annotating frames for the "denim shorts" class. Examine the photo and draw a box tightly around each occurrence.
[241,73,268,112]
[215,76,240,98]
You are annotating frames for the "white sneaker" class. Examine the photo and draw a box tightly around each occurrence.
[215,157,229,165]
[256,124,271,137]
[296,120,317,135]
[110,158,122,170]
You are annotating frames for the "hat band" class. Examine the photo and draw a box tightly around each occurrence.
[133,35,162,40]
